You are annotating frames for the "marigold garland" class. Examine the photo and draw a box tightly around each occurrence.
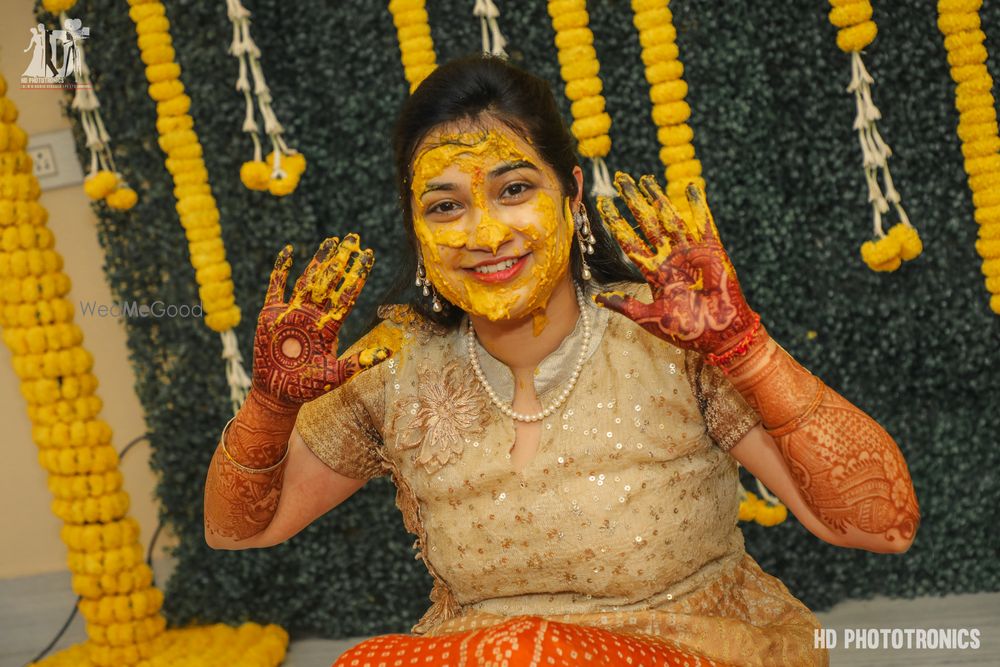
[227,0,307,196]
[1,71,290,667]
[389,0,438,93]
[124,0,253,410]
[630,0,703,222]
[827,0,922,272]
[548,0,616,197]
[40,2,139,210]
[937,0,1000,313]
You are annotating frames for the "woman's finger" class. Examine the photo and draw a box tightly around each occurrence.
[613,172,668,250]
[325,346,392,389]
[310,233,361,304]
[684,183,719,245]
[596,196,656,272]
[292,236,340,297]
[318,248,374,329]
[637,175,690,246]
[263,244,293,307]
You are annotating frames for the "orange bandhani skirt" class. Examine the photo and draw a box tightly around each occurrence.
[332,615,732,666]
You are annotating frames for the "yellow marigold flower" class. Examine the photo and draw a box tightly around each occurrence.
[156,93,191,117]
[975,237,1000,258]
[578,135,611,158]
[268,151,307,176]
[652,101,691,126]
[555,27,592,49]
[657,123,694,146]
[963,153,1000,177]
[991,293,1000,314]
[666,159,702,181]
[646,60,684,85]
[755,503,788,527]
[948,44,988,68]
[937,12,980,35]
[980,222,1000,239]
[944,28,985,52]
[137,31,171,52]
[829,1,872,28]
[268,175,299,197]
[83,171,118,200]
[106,188,138,211]
[969,170,1000,192]
[983,257,1000,276]
[148,78,184,102]
[240,161,270,191]
[939,0,983,13]
[135,15,169,36]
[860,234,902,265]
[570,112,612,140]
[836,20,877,52]
[986,275,1000,292]
[650,80,688,104]
[205,305,241,333]
[962,136,1000,161]
[632,6,671,33]
[955,90,994,113]
[565,76,603,100]
[957,119,997,143]
[887,223,923,260]
[140,44,175,67]
[42,0,77,14]
[738,492,759,522]
[129,2,165,23]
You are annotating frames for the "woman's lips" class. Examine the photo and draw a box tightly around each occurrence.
[466,254,529,283]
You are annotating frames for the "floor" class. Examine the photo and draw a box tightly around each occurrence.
[2,560,997,666]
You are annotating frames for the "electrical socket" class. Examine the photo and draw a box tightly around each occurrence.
[28,145,58,178]
[26,129,85,191]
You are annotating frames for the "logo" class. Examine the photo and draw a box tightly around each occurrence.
[20,19,92,90]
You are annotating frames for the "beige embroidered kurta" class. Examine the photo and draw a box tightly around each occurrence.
[295,283,829,666]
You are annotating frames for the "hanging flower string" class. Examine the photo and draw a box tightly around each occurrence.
[39,2,138,210]
[0,73,288,667]
[630,0,703,223]
[226,0,307,196]
[389,0,438,94]
[828,0,922,273]
[547,0,615,198]
[937,0,1000,314]
[126,0,251,412]
[473,0,508,57]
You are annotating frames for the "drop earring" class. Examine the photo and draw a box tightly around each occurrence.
[574,206,596,281]
[415,256,443,313]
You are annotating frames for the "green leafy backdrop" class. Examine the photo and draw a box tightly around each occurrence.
[41,0,1000,638]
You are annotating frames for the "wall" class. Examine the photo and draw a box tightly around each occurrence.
[0,0,175,578]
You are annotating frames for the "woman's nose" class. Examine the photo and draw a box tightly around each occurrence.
[469,214,514,254]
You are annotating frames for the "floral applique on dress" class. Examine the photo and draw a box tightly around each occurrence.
[393,360,492,474]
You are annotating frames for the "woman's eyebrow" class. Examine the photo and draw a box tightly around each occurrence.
[489,160,539,178]
[420,181,456,198]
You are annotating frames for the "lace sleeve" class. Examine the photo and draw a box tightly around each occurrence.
[684,349,761,452]
[293,321,400,481]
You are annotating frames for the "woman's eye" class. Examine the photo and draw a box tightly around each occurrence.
[427,201,460,215]
[501,182,532,200]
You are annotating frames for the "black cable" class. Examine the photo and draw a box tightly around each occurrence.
[26,433,154,666]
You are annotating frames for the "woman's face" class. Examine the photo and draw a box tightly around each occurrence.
[410,119,580,323]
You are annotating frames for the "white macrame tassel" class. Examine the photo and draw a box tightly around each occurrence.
[473,0,508,57]
[590,156,617,198]
[220,329,252,414]
[848,51,911,238]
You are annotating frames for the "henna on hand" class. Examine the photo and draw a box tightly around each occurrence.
[204,235,391,543]
[594,173,758,356]
[728,330,921,548]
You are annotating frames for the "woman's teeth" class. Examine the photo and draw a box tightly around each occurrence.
[472,258,519,274]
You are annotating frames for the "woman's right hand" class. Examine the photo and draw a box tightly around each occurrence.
[251,233,390,407]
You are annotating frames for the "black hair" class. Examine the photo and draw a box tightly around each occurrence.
[379,54,641,329]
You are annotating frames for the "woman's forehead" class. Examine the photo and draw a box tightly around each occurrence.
[414,119,541,167]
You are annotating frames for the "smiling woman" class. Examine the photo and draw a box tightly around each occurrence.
[204,54,919,667]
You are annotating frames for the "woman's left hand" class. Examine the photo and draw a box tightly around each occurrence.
[595,172,760,358]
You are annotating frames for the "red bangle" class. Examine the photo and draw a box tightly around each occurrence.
[705,313,762,373]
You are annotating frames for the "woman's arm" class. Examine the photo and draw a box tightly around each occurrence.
[725,331,920,553]
[205,427,367,550]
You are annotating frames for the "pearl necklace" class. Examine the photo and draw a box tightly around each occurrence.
[467,286,592,423]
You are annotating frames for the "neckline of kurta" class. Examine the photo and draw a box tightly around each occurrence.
[458,281,610,404]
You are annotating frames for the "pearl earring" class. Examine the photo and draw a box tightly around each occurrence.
[415,256,443,313]
[574,206,596,281]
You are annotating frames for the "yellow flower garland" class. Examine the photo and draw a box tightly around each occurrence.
[0,72,289,667]
[938,0,1000,313]
[828,0,922,272]
[388,0,438,93]
[125,0,255,411]
[630,0,703,222]
[547,0,616,197]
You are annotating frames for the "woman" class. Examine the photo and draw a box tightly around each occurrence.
[203,55,919,666]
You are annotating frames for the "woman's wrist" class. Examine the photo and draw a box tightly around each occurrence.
[224,388,299,468]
